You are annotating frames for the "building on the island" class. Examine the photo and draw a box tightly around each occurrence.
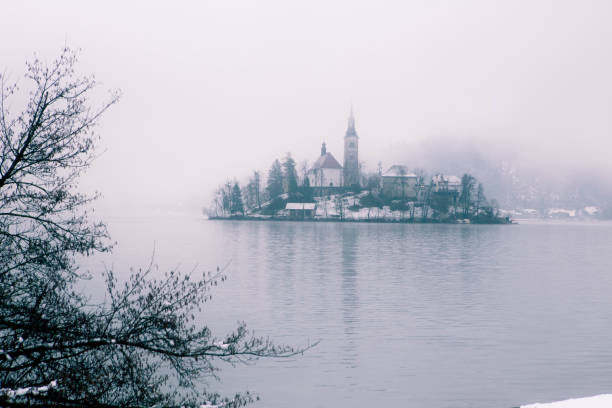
[343,107,360,188]
[307,142,343,188]
[285,202,316,219]
[431,174,461,193]
[382,165,418,199]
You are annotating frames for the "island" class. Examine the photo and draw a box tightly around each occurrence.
[207,109,510,224]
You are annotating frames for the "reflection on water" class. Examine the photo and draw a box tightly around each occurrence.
[89,218,612,408]
[341,227,359,372]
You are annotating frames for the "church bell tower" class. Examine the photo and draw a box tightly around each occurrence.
[343,107,359,187]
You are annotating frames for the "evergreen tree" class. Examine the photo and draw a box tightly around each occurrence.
[266,159,284,200]
[230,182,245,215]
[431,193,451,218]
[299,176,313,202]
[283,153,298,197]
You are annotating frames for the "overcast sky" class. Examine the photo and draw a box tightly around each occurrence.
[2,1,612,213]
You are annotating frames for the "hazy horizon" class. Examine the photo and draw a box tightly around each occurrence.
[3,1,611,214]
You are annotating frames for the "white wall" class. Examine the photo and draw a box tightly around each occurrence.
[309,168,343,188]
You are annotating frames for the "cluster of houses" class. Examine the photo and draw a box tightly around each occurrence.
[283,110,462,219]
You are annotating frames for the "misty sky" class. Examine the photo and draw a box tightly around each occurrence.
[2,1,611,213]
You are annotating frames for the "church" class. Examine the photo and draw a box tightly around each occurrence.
[307,109,360,189]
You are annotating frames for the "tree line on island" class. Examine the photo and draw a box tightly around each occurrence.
[210,153,508,224]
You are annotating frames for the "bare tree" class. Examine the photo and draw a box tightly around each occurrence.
[299,160,309,185]
[411,168,427,220]
[460,173,477,218]
[476,182,486,215]
[211,186,224,217]
[216,180,233,216]
[421,181,433,219]
[0,48,310,408]
[0,49,118,281]
[334,195,346,220]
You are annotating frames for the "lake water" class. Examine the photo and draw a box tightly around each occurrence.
[84,216,612,408]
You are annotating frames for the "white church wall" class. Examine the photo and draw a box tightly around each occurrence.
[309,168,343,188]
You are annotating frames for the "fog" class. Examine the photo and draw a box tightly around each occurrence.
[2,1,612,214]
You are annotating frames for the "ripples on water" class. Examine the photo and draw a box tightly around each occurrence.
[85,217,612,408]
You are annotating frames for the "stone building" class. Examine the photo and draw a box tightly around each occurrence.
[382,165,417,199]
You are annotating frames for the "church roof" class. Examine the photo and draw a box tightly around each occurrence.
[312,152,342,169]
[345,106,358,138]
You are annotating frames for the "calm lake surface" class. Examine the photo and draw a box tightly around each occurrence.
[84,216,612,408]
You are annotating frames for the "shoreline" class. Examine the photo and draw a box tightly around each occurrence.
[207,216,512,225]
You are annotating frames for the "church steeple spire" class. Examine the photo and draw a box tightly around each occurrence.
[346,105,357,137]
[343,105,360,187]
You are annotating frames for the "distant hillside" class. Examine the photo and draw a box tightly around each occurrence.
[382,136,612,218]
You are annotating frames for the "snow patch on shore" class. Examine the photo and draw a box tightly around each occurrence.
[522,394,612,407]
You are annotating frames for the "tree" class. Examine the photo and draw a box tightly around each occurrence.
[243,179,255,211]
[266,159,283,200]
[421,181,434,219]
[298,160,309,185]
[364,172,381,192]
[242,172,262,212]
[476,182,486,215]
[230,182,245,215]
[430,193,451,218]
[334,195,346,220]
[359,192,383,220]
[220,181,233,216]
[210,185,228,217]
[0,49,309,408]
[411,169,427,220]
[299,176,313,202]
[252,171,262,209]
[460,173,476,218]
[282,153,298,197]
[0,48,116,287]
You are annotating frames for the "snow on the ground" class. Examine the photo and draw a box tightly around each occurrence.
[213,341,230,350]
[522,394,612,408]
[548,208,577,217]
[0,380,58,399]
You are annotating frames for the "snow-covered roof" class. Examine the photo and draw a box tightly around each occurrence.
[285,203,316,210]
[382,165,416,178]
[548,208,576,217]
[432,174,461,185]
[312,152,342,169]
[447,175,461,185]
